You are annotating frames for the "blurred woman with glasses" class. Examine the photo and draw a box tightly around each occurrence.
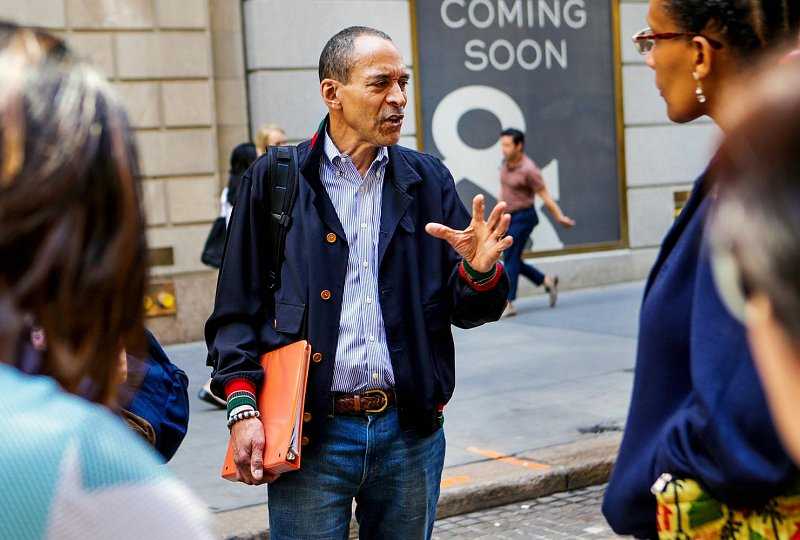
[603,2,800,538]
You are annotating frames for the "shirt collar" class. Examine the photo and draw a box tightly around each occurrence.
[324,130,389,171]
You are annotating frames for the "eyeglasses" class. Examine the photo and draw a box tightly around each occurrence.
[632,27,724,55]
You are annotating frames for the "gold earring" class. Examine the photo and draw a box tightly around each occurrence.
[693,72,707,104]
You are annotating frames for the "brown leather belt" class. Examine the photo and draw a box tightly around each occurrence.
[333,389,395,416]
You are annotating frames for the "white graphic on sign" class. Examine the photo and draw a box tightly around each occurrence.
[431,85,564,251]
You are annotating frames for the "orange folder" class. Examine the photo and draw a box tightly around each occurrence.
[221,340,311,481]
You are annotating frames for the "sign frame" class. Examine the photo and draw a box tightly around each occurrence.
[408,0,630,257]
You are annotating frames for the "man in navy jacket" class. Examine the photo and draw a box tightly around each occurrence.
[205,26,511,539]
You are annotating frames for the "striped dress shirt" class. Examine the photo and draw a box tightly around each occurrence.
[320,133,395,393]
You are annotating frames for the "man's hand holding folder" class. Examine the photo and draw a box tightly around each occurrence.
[230,419,279,485]
[221,341,311,485]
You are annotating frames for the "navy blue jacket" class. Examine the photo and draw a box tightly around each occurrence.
[205,120,508,446]
[602,174,797,538]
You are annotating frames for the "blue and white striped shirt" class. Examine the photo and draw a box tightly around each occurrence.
[321,133,395,393]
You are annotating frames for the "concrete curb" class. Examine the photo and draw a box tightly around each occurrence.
[215,433,621,540]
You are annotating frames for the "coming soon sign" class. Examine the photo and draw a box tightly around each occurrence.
[412,0,624,252]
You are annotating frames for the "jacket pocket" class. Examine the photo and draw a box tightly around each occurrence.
[274,302,305,335]
[423,301,454,403]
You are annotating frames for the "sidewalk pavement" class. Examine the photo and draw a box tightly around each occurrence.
[433,484,619,539]
[165,280,643,538]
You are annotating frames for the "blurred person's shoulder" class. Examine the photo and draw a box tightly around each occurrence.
[0,364,213,540]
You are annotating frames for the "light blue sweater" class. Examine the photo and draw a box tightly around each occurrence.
[0,364,212,540]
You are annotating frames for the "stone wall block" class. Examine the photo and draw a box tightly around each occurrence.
[162,81,213,127]
[114,81,160,128]
[116,32,211,79]
[0,0,67,28]
[166,176,219,224]
[67,0,154,29]
[156,0,207,29]
[136,129,216,177]
[141,179,167,225]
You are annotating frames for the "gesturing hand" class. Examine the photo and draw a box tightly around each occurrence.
[425,195,513,273]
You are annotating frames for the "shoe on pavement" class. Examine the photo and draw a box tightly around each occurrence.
[544,276,559,308]
[502,302,517,318]
[197,379,227,409]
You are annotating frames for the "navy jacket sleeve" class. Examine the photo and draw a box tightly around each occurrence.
[436,159,509,329]
[652,246,796,507]
[204,161,286,398]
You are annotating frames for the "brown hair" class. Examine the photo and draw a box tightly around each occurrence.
[0,22,147,404]
[710,59,800,342]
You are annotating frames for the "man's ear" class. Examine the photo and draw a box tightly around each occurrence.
[320,79,341,110]
[690,36,715,80]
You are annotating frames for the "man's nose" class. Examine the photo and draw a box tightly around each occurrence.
[386,83,407,107]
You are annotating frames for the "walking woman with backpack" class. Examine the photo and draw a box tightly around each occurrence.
[602,2,800,538]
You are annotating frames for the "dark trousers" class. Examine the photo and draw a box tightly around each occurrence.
[503,207,545,301]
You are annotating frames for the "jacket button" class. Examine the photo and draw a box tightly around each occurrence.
[320,289,332,301]
[325,232,337,244]
[312,352,323,363]
[302,436,310,446]
[303,412,312,423]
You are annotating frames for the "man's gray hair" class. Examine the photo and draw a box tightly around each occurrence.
[318,26,393,83]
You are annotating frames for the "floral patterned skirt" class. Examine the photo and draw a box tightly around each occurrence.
[652,474,800,540]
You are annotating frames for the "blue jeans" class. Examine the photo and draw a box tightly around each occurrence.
[503,207,545,301]
[267,408,446,540]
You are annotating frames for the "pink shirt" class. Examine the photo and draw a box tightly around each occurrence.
[500,155,545,212]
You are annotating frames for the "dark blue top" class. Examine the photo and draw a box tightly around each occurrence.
[602,174,797,538]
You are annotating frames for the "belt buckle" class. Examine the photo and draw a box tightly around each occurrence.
[362,389,389,414]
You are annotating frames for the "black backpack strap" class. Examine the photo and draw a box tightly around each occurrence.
[265,145,300,291]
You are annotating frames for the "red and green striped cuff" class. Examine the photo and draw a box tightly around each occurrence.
[459,260,504,292]
[225,379,258,420]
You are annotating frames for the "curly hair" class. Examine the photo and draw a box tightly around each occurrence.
[665,0,800,59]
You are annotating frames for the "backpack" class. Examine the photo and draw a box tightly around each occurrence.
[123,330,190,462]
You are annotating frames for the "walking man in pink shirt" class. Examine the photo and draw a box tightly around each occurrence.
[499,129,575,316]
